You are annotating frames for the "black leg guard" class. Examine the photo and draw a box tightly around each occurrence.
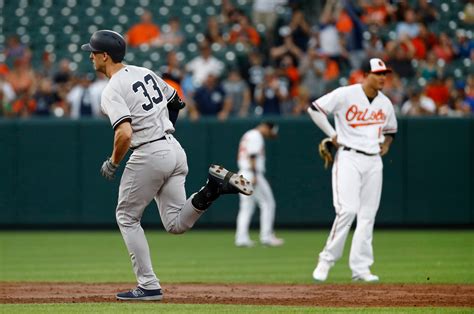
[191,184,219,211]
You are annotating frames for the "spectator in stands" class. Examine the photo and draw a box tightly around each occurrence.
[245,50,265,104]
[205,16,227,46]
[343,0,368,70]
[12,91,36,118]
[292,85,310,116]
[335,7,353,36]
[386,36,415,79]
[181,71,198,121]
[254,66,288,115]
[417,51,443,82]
[53,58,73,86]
[286,9,311,52]
[0,68,16,107]
[38,52,55,79]
[348,67,365,85]
[401,85,436,116]
[222,68,251,117]
[229,14,261,48]
[415,0,439,25]
[433,32,455,62]
[439,79,470,117]
[270,26,303,65]
[361,0,393,27]
[160,51,184,88]
[160,51,189,119]
[67,74,99,119]
[396,9,420,39]
[125,10,160,48]
[278,54,299,101]
[219,0,237,26]
[364,31,385,60]
[156,16,184,48]
[0,89,6,117]
[299,46,326,100]
[192,74,229,120]
[463,74,474,113]
[88,72,108,118]
[0,73,15,118]
[318,0,348,65]
[33,77,61,117]
[425,75,450,109]
[393,0,411,23]
[446,96,471,117]
[52,58,73,114]
[454,29,474,59]
[4,35,31,64]
[411,23,436,60]
[252,0,286,44]
[186,43,224,88]
[382,73,404,110]
[418,22,437,50]
[464,0,474,24]
[5,58,35,95]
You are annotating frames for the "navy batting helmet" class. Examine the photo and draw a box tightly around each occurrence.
[81,30,126,63]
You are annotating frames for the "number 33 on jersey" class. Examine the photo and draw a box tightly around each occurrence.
[100,65,176,148]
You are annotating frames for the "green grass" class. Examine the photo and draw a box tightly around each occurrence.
[0,304,471,313]
[1,230,473,284]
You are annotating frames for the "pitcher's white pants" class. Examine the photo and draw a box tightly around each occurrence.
[318,149,383,277]
[235,172,276,243]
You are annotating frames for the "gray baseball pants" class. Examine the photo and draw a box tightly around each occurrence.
[115,134,202,290]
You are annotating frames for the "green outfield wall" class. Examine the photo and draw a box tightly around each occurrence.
[1,117,472,227]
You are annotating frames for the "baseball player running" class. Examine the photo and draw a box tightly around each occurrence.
[81,30,253,301]
[307,58,397,282]
[235,121,284,247]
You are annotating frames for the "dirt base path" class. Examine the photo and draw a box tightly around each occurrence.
[0,282,473,307]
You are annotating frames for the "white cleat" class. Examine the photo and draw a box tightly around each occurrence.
[352,273,379,282]
[235,240,255,248]
[312,261,332,282]
[261,236,284,247]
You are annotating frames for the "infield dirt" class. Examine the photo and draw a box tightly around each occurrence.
[0,282,473,307]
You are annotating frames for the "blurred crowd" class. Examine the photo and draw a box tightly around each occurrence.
[1,0,473,120]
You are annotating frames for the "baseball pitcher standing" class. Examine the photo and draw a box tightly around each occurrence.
[81,30,252,301]
[307,58,397,282]
[235,121,284,247]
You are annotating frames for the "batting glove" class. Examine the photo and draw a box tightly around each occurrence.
[100,158,118,180]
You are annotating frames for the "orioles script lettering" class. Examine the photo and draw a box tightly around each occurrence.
[345,105,386,128]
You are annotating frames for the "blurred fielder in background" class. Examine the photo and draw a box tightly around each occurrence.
[307,58,397,282]
[81,29,252,301]
[235,121,284,247]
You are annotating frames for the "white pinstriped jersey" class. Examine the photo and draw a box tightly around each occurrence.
[237,129,266,173]
[100,65,176,148]
[313,84,397,154]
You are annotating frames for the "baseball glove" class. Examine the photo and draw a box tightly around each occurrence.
[318,138,337,169]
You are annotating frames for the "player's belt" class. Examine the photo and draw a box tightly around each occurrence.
[342,146,378,156]
[130,135,167,151]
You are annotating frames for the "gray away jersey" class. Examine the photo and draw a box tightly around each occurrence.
[100,65,176,148]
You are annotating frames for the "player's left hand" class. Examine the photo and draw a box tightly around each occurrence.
[100,158,118,180]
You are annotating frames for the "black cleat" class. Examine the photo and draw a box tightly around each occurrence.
[208,164,253,196]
